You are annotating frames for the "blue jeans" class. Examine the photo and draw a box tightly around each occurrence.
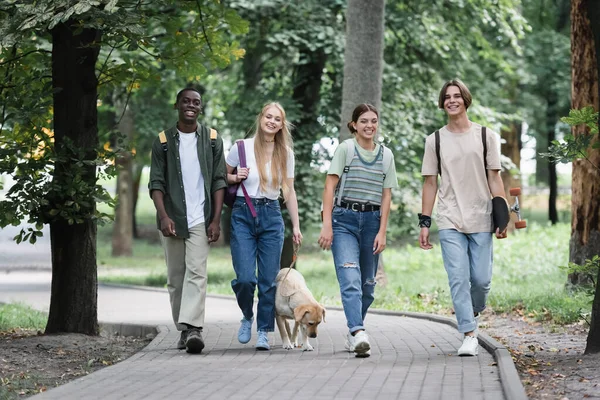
[438,229,493,333]
[331,206,380,333]
[230,197,284,332]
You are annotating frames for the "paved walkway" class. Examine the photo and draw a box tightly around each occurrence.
[0,225,526,399]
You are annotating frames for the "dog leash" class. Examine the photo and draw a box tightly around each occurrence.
[281,241,301,282]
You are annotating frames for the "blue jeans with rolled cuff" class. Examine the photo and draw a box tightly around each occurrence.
[438,229,493,334]
[230,197,284,332]
[331,206,381,333]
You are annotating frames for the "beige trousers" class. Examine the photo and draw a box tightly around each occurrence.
[161,223,209,331]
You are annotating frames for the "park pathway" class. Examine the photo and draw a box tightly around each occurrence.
[0,224,526,399]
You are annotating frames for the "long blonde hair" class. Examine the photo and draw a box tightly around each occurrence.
[252,102,294,198]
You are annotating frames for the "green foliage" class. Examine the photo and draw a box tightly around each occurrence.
[0,126,117,242]
[202,0,527,234]
[541,107,600,170]
[561,107,600,135]
[561,255,600,297]
[0,0,248,242]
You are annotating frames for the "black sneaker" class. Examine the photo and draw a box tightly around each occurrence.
[185,328,205,354]
[177,330,188,350]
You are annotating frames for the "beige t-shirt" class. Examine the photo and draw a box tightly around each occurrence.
[421,123,501,233]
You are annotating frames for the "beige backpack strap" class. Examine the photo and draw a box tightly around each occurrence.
[210,128,217,148]
[158,131,167,151]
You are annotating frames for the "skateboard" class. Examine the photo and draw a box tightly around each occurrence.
[492,187,527,234]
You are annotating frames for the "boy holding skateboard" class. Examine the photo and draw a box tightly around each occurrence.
[419,79,507,356]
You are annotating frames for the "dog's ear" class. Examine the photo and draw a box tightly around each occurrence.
[320,305,326,323]
[294,305,309,323]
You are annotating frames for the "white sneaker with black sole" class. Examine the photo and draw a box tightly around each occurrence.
[457,335,478,356]
[345,331,371,358]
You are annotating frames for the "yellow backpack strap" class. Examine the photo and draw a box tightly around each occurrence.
[210,128,217,148]
[158,131,167,152]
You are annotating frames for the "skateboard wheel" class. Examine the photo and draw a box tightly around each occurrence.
[515,220,527,229]
[509,187,521,196]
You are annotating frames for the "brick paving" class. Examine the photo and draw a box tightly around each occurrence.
[0,272,510,400]
[0,219,523,399]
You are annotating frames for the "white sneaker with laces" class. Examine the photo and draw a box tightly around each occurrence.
[345,331,371,357]
[457,335,479,356]
[352,331,371,357]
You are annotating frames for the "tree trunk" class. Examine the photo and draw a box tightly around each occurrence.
[571,0,600,354]
[132,162,143,238]
[338,0,387,283]
[500,122,522,230]
[339,0,385,138]
[584,0,600,354]
[569,0,600,291]
[535,135,550,186]
[46,21,100,335]
[111,97,134,256]
[547,93,559,224]
[280,47,328,269]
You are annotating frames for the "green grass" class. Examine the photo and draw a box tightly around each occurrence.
[97,215,591,325]
[0,303,47,331]
[98,177,586,324]
[0,305,47,399]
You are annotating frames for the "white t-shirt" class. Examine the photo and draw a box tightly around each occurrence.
[421,123,501,233]
[226,137,295,200]
[178,130,205,227]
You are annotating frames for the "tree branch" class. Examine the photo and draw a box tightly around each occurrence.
[96,43,117,81]
[195,0,213,53]
[0,49,52,67]
[0,45,17,132]
[116,77,136,127]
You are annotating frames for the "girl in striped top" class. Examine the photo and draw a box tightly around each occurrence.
[318,104,398,357]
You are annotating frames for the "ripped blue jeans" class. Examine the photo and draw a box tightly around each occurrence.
[331,206,380,333]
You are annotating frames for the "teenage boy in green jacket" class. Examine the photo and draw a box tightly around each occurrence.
[148,87,227,354]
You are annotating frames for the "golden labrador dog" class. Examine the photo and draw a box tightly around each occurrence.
[275,268,326,351]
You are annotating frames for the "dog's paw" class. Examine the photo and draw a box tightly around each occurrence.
[282,340,294,350]
[302,343,314,351]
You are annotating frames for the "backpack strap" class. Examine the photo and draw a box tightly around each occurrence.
[435,127,488,178]
[158,131,168,152]
[210,128,217,148]
[335,139,356,207]
[381,145,393,180]
[481,126,488,178]
[236,140,257,218]
[435,130,441,176]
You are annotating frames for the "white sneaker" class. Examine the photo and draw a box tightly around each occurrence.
[345,331,371,357]
[457,335,479,356]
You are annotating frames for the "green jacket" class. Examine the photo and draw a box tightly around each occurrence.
[148,124,227,238]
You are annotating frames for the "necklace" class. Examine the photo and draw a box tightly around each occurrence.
[265,139,275,143]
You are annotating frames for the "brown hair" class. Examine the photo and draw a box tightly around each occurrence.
[438,79,472,110]
[252,102,294,197]
[347,103,379,133]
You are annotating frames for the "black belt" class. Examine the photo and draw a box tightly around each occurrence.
[243,197,277,205]
[339,202,380,212]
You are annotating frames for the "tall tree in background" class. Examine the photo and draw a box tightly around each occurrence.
[111,94,135,256]
[570,0,600,354]
[569,0,600,292]
[0,0,247,334]
[339,0,387,283]
[46,21,102,334]
[523,0,571,224]
[339,0,385,137]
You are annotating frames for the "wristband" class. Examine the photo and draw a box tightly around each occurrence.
[418,213,431,228]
